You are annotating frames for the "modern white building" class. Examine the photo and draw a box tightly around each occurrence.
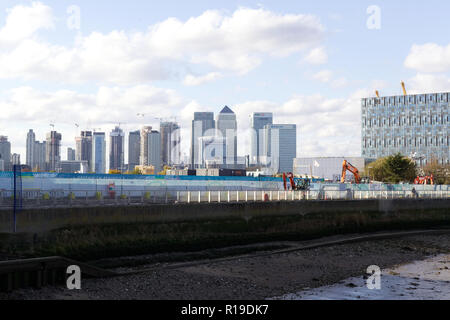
[262,124,297,173]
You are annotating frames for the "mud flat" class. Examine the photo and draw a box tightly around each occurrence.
[1,232,449,300]
[272,254,450,300]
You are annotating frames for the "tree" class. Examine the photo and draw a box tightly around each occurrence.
[383,153,417,183]
[108,169,122,174]
[364,153,416,183]
[423,158,450,185]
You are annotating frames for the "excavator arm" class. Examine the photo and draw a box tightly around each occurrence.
[341,160,362,184]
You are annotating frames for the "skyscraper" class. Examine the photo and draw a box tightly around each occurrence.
[34,141,46,171]
[0,136,11,171]
[160,122,180,167]
[128,130,141,171]
[109,126,125,172]
[140,126,153,166]
[140,127,161,172]
[75,131,93,170]
[191,112,215,168]
[67,147,75,161]
[26,130,47,171]
[46,131,62,172]
[92,132,106,173]
[217,106,237,168]
[263,124,297,173]
[26,129,35,167]
[250,113,273,165]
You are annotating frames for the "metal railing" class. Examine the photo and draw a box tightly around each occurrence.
[0,189,449,209]
[175,190,450,203]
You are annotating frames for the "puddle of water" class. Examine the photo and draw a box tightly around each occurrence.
[272,254,450,300]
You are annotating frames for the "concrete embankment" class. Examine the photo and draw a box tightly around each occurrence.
[0,199,449,261]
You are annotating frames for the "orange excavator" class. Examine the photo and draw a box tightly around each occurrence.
[283,172,296,190]
[414,175,434,185]
[282,172,310,191]
[341,160,362,184]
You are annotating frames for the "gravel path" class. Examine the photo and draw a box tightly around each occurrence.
[1,233,449,300]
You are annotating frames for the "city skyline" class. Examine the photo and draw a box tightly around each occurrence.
[3,1,450,163]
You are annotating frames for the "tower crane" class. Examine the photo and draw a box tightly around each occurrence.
[401,81,407,96]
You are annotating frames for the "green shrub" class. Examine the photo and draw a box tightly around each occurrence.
[95,192,103,200]
[68,192,75,200]
[120,194,127,200]
[144,192,151,200]
[42,193,50,200]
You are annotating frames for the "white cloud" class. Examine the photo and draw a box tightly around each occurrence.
[0,2,54,46]
[0,5,326,85]
[303,47,328,65]
[404,43,450,73]
[232,90,365,157]
[313,70,333,83]
[407,73,450,93]
[183,72,223,86]
[331,77,349,88]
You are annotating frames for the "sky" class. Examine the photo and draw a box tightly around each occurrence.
[0,0,449,165]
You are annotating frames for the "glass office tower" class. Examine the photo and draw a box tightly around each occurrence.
[361,92,449,166]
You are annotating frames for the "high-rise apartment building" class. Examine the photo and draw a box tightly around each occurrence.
[67,147,75,161]
[0,136,11,171]
[217,106,237,168]
[109,126,125,172]
[140,126,153,167]
[26,129,47,171]
[361,92,449,166]
[92,132,106,173]
[46,131,62,172]
[160,122,180,167]
[34,141,46,171]
[140,126,161,172]
[191,112,215,168]
[75,131,93,170]
[262,124,297,173]
[128,130,141,171]
[250,113,273,165]
[26,129,35,167]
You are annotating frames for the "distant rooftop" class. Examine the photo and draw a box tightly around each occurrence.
[220,106,234,114]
